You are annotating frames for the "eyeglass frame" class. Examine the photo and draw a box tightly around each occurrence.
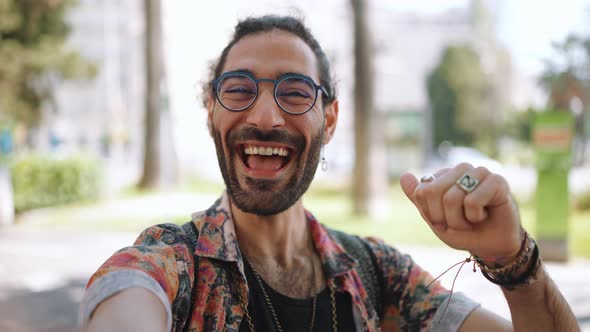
[210,70,331,115]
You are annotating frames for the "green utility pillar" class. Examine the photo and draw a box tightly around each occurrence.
[533,111,573,262]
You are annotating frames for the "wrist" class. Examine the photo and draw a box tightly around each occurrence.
[474,227,525,268]
[472,231,540,289]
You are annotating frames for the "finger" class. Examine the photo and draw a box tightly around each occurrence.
[442,185,472,230]
[423,168,452,231]
[433,168,452,178]
[400,173,436,226]
[448,166,491,226]
[419,163,474,225]
[401,168,452,198]
[413,178,450,231]
[434,162,475,188]
[400,172,419,204]
[463,171,508,223]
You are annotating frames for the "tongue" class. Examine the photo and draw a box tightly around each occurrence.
[247,155,284,170]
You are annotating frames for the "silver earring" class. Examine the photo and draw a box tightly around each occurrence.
[321,146,327,171]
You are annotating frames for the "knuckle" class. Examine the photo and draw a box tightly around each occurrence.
[487,173,507,186]
[475,166,490,176]
[486,173,499,182]
[456,162,474,171]
[414,187,426,200]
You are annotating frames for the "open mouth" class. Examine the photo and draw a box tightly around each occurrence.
[237,144,293,172]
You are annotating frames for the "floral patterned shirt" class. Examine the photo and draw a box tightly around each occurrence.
[80,193,479,331]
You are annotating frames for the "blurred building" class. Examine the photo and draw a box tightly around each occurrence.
[42,0,145,188]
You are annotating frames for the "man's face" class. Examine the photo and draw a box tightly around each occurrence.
[208,30,338,216]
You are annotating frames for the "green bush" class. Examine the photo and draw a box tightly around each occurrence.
[575,191,590,211]
[10,154,102,212]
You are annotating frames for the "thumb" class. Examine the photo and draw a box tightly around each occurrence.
[400,172,419,203]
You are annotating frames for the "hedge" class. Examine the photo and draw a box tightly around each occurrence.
[10,154,102,212]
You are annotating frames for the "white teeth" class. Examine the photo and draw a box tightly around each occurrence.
[243,145,289,157]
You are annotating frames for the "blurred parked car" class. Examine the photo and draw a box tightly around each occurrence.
[425,145,505,175]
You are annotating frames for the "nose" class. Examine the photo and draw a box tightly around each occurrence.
[245,85,286,129]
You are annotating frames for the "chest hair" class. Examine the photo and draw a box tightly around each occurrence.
[249,255,325,299]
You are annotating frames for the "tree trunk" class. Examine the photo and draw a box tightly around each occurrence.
[138,0,176,189]
[350,0,388,217]
[351,0,370,215]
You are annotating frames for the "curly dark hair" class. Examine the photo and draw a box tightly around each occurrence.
[202,15,336,108]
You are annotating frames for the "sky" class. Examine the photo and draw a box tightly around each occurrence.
[497,0,589,74]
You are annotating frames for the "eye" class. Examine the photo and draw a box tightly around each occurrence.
[278,89,311,98]
[225,86,256,95]
[277,78,314,100]
[218,75,257,96]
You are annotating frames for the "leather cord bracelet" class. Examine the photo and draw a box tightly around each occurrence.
[473,232,541,289]
[479,243,540,290]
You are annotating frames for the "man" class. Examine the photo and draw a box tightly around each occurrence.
[80,15,579,331]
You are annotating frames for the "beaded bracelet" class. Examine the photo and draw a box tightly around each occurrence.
[473,232,540,289]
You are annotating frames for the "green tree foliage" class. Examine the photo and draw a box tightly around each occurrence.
[0,0,95,128]
[540,33,590,164]
[540,34,590,109]
[427,45,492,150]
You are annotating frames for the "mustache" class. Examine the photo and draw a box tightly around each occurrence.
[228,127,305,150]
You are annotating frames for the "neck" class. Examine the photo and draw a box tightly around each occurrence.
[231,198,311,269]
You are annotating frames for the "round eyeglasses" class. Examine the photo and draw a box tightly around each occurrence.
[211,71,330,115]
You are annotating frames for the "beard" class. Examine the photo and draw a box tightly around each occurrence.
[212,125,323,216]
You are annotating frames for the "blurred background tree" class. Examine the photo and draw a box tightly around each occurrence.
[427,45,495,154]
[350,0,389,217]
[138,0,177,189]
[0,0,95,130]
[350,0,373,215]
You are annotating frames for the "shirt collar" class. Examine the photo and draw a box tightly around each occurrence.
[190,192,356,277]
[191,193,241,262]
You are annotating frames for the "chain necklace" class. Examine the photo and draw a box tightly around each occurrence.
[240,256,338,332]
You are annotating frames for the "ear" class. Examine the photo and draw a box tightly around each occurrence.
[322,99,339,144]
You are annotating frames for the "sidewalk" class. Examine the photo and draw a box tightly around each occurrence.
[0,229,589,331]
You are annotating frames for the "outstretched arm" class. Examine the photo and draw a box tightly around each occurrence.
[458,265,579,332]
[85,288,167,332]
[400,164,579,331]
[499,266,578,332]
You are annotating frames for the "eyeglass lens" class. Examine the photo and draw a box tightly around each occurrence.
[217,74,317,114]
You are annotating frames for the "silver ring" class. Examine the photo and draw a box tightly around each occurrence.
[420,174,436,183]
[456,173,479,192]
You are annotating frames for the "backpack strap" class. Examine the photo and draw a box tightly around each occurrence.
[328,229,384,320]
[179,221,200,332]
